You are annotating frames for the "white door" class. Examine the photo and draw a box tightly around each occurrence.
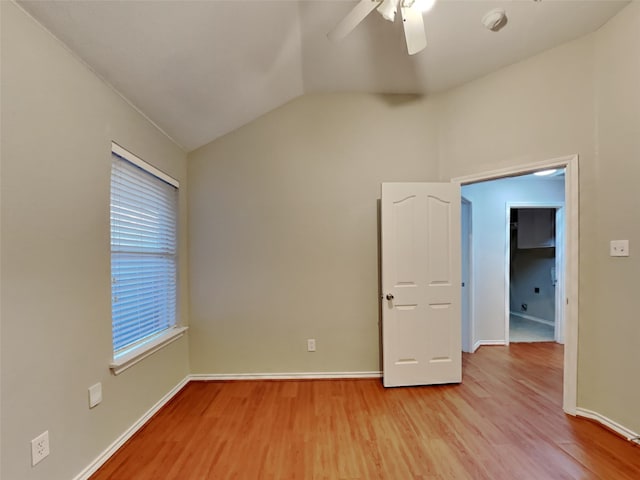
[381,183,462,387]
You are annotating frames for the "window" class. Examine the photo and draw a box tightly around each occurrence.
[110,143,184,373]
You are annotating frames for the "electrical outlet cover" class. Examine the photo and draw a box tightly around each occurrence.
[307,338,316,352]
[610,240,629,257]
[31,431,50,466]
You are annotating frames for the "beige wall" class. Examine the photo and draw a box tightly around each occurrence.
[1,3,190,479]
[584,1,640,432]
[188,2,640,436]
[188,93,439,373]
[435,32,596,180]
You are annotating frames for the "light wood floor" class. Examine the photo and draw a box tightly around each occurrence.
[91,343,639,479]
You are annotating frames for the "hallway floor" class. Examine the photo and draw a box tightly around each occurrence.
[510,314,554,342]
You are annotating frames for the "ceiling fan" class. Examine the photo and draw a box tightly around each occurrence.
[328,0,436,55]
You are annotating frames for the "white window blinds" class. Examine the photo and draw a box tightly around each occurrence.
[110,146,178,355]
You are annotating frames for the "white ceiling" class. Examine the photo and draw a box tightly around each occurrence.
[18,0,629,151]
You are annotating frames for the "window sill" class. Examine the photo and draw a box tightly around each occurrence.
[110,326,188,375]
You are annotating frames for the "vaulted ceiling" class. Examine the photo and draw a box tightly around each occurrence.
[18,0,629,151]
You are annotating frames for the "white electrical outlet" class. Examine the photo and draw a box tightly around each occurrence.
[31,431,50,466]
[610,240,629,257]
[307,338,316,352]
[88,382,102,408]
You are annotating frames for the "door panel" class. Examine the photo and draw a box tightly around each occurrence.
[381,183,462,387]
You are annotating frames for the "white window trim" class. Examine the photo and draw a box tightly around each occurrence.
[110,141,183,375]
[112,142,179,188]
[110,326,188,375]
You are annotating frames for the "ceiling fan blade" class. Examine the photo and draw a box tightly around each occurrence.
[400,6,427,55]
[328,0,379,42]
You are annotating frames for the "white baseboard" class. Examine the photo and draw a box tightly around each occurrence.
[190,371,383,381]
[576,407,640,444]
[510,311,554,327]
[472,340,506,352]
[72,376,190,480]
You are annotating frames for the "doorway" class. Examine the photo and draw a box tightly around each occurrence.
[507,206,563,344]
[453,155,579,415]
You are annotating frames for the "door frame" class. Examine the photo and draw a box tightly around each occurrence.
[461,197,474,353]
[505,203,565,345]
[452,154,579,416]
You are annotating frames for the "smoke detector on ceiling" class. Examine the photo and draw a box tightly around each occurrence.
[482,8,508,32]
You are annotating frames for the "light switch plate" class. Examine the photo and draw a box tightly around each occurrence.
[610,240,629,257]
[88,383,102,408]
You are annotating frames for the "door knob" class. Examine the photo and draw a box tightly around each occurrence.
[386,294,394,300]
